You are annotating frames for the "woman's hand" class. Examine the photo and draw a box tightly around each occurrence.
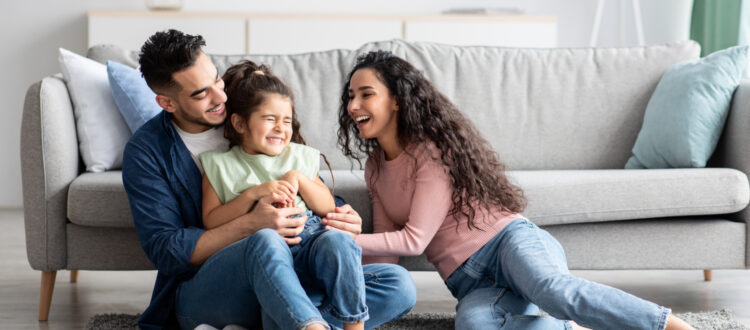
[322,204,363,238]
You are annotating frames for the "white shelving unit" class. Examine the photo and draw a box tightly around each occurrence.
[88,11,557,54]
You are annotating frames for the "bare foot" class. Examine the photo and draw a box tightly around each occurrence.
[570,320,592,330]
[665,314,696,330]
[343,320,364,330]
[305,323,328,330]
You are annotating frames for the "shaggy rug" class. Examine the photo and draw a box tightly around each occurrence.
[85,309,748,330]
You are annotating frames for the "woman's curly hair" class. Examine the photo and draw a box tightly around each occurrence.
[337,51,526,229]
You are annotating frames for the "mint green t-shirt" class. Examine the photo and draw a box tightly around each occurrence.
[199,143,321,211]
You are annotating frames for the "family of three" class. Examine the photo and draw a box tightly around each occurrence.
[123,29,695,330]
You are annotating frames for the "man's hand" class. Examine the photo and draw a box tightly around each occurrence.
[190,193,306,265]
[246,193,306,245]
[322,204,363,239]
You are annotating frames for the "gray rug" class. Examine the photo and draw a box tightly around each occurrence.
[85,309,748,330]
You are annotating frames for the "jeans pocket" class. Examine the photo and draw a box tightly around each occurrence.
[461,257,485,279]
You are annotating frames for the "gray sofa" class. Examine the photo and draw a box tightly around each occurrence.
[22,39,750,321]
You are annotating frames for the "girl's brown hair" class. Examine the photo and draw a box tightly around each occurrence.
[222,60,305,148]
[223,60,335,191]
[337,51,526,230]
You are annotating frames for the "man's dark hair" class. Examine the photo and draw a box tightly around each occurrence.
[139,29,206,92]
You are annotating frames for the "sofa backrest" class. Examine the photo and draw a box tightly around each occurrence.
[359,40,700,170]
[88,39,700,170]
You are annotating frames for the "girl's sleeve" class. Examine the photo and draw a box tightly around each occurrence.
[356,152,453,257]
[199,150,224,204]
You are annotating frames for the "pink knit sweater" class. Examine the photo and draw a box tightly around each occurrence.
[354,143,521,280]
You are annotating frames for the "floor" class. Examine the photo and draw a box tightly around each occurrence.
[2,208,749,329]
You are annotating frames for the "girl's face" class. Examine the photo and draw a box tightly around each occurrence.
[231,93,294,156]
[347,68,399,141]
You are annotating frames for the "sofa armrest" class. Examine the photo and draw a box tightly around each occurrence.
[21,77,80,271]
[712,78,750,267]
[714,79,750,211]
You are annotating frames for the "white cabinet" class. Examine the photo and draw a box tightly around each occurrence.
[88,11,557,54]
[88,14,246,54]
[247,18,402,54]
[405,20,557,47]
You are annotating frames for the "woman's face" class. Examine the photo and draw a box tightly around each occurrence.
[231,93,293,156]
[347,68,399,140]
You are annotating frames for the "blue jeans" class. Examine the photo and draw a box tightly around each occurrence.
[175,222,415,329]
[276,211,368,326]
[445,219,671,330]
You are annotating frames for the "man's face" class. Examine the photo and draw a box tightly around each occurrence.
[159,52,227,133]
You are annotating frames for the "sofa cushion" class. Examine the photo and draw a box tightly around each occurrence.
[107,60,162,133]
[69,168,749,229]
[87,44,139,67]
[68,171,132,228]
[58,48,131,172]
[626,45,749,169]
[67,170,370,229]
[511,168,750,226]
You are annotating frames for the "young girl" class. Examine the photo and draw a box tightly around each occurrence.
[334,51,695,330]
[200,60,367,330]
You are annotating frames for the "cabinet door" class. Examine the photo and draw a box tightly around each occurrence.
[89,16,246,54]
[247,18,402,54]
[405,20,557,48]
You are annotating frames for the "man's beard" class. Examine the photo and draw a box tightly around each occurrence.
[176,100,224,129]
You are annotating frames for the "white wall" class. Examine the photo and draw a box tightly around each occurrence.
[1,0,692,208]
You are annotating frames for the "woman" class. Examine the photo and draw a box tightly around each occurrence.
[324,50,694,330]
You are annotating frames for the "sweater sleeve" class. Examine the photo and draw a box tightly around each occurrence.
[356,149,453,256]
[362,182,401,264]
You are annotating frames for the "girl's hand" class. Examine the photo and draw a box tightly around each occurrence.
[251,180,296,207]
[280,170,301,192]
[322,204,363,238]
[280,171,302,208]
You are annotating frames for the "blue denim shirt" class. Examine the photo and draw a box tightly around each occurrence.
[123,111,204,329]
[122,111,344,329]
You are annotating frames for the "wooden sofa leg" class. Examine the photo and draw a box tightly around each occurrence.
[70,270,78,283]
[39,271,57,321]
[703,269,712,281]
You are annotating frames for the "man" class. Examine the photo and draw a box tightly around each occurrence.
[122,29,416,330]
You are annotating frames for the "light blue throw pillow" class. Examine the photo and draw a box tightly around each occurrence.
[107,60,161,133]
[626,45,748,169]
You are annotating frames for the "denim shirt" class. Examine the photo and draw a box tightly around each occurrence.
[122,112,205,330]
[122,112,346,329]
